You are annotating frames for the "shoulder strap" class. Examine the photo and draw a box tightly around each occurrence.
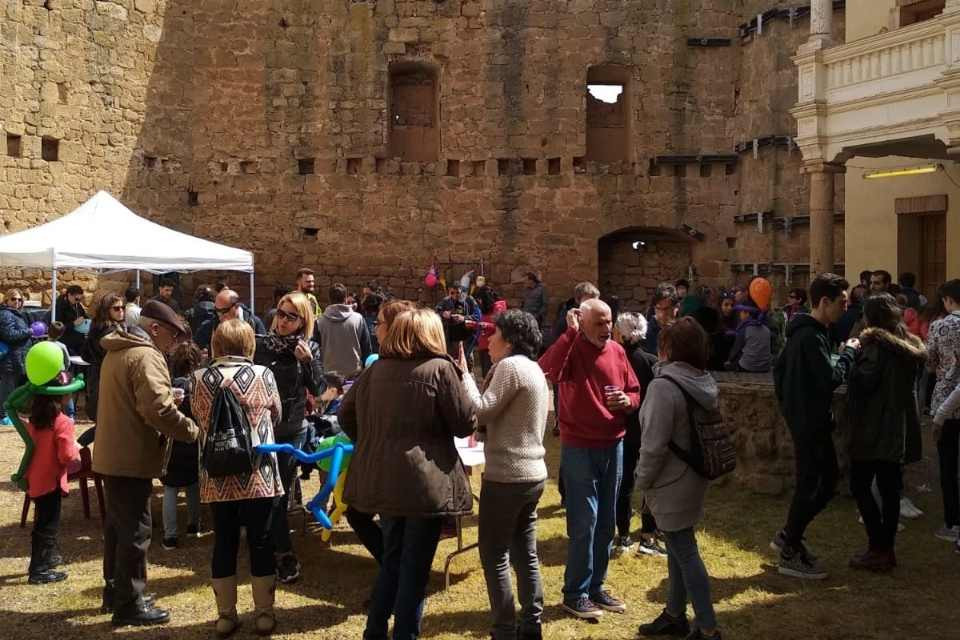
[657,375,698,468]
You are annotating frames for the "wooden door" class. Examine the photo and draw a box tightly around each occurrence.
[920,213,946,302]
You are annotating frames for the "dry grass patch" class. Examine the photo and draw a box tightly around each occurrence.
[0,422,956,639]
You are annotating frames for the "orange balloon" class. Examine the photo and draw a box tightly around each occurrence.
[749,277,773,311]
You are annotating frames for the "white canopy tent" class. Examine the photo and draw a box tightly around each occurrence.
[0,191,255,320]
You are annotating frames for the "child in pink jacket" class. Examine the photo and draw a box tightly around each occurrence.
[25,393,80,584]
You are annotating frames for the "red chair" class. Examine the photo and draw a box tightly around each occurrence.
[20,446,105,527]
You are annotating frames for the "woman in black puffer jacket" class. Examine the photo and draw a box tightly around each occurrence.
[0,289,32,424]
[254,292,323,585]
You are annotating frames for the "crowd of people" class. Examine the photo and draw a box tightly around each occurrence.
[0,263,958,640]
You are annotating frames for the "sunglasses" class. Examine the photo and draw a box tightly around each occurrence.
[215,303,237,316]
[8,297,23,302]
[275,308,301,323]
[111,305,124,311]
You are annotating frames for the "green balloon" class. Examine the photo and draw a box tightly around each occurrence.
[25,341,66,386]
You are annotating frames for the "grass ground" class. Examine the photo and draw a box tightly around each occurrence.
[0,421,957,640]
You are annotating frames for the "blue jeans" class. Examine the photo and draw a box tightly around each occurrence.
[663,528,716,631]
[364,515,442,640]
[560,440,622,601]
[162,483,200,538]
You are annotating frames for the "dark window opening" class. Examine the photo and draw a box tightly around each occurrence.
[41,136,59,161]
[6,134,22,158]
[347,158,361,175]
[240,160,256,174]
[497,158,512,176]
[302,227,319,239]
[586,65,631,163]
[523,158,537,175]
[725,162,736,176]
[219,161,228,172]
[144,155,157,168]
[298,158,315,175]
[648,159,661,176]
[187,190,199,206]
[389,63,439,162]
[900,0,946,27]
[446,159,460,177]
[672,164,685,178]
[548,157,561,175]
[573,156,586,174]
[726,237,737,249]
[700,164,712,178]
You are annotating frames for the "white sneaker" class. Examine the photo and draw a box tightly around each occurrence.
[900,497,924,520]
[935,525,960,542]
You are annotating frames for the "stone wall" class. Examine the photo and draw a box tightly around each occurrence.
[716,373,849,496]
[2,0,848,316]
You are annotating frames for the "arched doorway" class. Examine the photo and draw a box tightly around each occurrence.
[598,228,693,312]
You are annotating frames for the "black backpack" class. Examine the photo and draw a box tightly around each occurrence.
[202,381,255,478]
[660,376,736,480]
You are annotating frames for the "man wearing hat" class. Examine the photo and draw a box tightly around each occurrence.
[93,301,199,627]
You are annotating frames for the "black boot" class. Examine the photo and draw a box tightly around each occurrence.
[28,533,66,585]
[102,581,156,614]
[639,610,691,637]
[519,623,543,640]
[111,602,170,627]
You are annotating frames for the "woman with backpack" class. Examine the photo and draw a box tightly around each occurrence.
[636,317,722,640]
[190,319,283,638]
[254,291,322,585]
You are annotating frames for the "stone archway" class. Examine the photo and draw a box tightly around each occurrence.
[598,227,693,312]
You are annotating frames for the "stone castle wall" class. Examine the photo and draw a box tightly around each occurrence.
[1,0,846,316]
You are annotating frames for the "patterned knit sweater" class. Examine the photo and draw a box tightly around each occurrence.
[462,354,550,483]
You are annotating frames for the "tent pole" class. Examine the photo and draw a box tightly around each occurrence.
[51,267,57,322]
[249,271,255,315]
[135,270,141,289]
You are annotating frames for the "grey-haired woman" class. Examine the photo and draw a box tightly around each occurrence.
[612,312,664,557]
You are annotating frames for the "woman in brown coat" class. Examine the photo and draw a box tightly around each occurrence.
[339,308,477,640]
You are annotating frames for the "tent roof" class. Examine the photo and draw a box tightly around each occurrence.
[0,191,253,273]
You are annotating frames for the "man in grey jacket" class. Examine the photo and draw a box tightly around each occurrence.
[316,283,372,378]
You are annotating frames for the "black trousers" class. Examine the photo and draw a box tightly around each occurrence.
[102,476,153,611]
[938,419,960,528]
[616,436,657,538]
[210,498,275,579]
[850,460,902,551]
[784,431,838,549]
[345,507,384,565]
[271,430,306,555]
[29,490,62,575]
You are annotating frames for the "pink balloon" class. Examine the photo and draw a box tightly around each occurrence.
[424,273,438,288]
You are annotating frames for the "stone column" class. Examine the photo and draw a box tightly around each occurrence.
[805,162,844,277]
[809,0,833,46]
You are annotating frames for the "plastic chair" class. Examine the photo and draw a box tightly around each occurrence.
[20,446,104,527]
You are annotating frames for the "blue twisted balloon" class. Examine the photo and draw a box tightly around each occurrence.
[254,441,354,529]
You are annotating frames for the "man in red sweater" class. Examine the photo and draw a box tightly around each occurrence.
[539,298,641,620]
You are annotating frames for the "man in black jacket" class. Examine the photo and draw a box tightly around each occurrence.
[772,273,860,580]
[194,289,266,350]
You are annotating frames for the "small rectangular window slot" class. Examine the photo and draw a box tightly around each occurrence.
[41,136,59,162]
[187,190,199,206]
[6,134,22,158]
[347,158,361,175]
[548,158,561,175]
[573,157,586,174]
[446,159,461,177]
[298,158,315,175]
[522,158,537,175]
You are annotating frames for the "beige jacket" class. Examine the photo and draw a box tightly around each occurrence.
[92,327,199,479]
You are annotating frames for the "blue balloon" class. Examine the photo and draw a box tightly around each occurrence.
[255,441,354,529]
[364,353,379,368]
